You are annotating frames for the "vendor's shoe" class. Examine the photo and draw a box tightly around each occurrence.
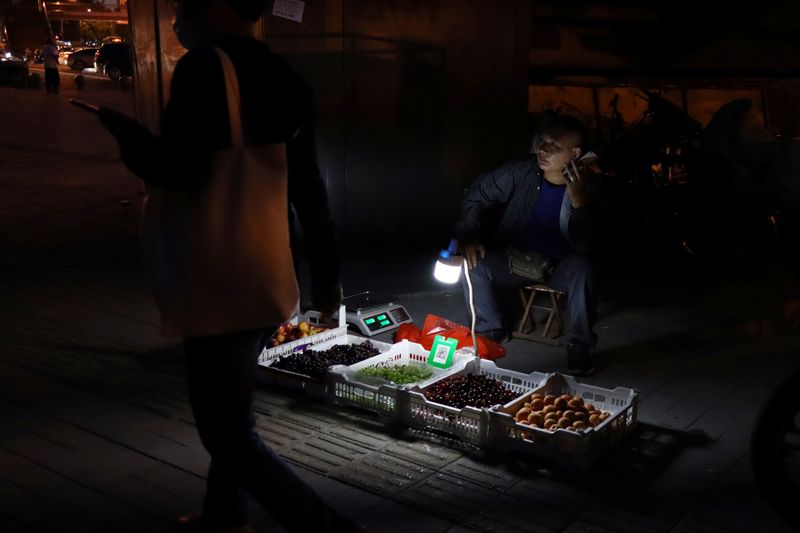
[480,329,508,343]
[175,513,251,533]
[566,342,596,377]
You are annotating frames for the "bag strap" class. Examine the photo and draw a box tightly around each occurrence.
[213,47,245,148]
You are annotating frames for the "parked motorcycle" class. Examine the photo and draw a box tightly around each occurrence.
[751,361,800,529]
[701,97,800,270]
[595,89,704,258]
[535,91,797,266]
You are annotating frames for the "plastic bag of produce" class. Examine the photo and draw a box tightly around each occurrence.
[393,323,422,344]
[394,314,505,360]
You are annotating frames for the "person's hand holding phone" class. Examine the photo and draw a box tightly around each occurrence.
[94,106,155,174]
[72,98,151,161]
[97,106,147,141]
[70,98,100,114]
[564,152,597,209]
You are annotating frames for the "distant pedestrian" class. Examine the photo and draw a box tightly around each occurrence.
[41,38,59,94]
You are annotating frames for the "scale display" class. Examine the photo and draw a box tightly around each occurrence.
[343,293,412,336]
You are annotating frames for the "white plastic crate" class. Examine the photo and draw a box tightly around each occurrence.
[488,373,639,471]
[326,340,473,420]
[403,358,550,446]
[258,305,349,366]
[259,333,391,399]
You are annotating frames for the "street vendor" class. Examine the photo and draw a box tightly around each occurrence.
[453,114,601,376]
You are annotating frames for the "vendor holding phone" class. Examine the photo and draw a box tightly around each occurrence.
[452,114,602,375]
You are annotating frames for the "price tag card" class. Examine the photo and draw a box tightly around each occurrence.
[428,335,457,369]
[272,0,305,22]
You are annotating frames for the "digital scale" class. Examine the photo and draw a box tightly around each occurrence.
[343,291,413,337]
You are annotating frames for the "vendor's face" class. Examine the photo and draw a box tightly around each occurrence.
[535,132,581,172]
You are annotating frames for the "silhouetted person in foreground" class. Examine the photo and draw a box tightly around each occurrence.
[97,0,359,531]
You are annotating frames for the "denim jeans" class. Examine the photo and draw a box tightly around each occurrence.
[462,249,597,348]
[184,329,357,532]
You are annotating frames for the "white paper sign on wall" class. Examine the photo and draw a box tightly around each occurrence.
[272,0,305,23]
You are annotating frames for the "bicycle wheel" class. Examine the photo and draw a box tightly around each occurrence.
[751,370,800,528]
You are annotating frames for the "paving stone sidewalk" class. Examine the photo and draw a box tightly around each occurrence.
[2,85,799,532]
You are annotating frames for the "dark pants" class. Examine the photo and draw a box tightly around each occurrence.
[184,329,356,532]
[462,249,597,348]
[44,67,59,93]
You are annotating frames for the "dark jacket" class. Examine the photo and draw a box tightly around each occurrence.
[114,36,339,305]
[453,156,600,253]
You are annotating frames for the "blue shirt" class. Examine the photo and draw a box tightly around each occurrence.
[514,179,573,258]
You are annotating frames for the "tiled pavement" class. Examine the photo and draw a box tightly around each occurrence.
[2,83,800,532]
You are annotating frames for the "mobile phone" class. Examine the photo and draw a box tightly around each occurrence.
[577,151,598,166]
[70,98,100,114]
[563,151,598,180]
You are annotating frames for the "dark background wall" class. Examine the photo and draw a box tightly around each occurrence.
[264,0,532,251]
[128,0,532,252]
[127,0,799,254]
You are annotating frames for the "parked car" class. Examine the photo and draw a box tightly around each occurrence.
[66,48,98,71]
[58,46,74,66]
[94,42,133,81]
[0,53,29,87]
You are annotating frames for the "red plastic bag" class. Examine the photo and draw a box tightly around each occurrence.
[394,314,505,360]
[394,322,422,344]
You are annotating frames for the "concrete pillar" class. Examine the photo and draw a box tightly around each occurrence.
[128,0,185,131]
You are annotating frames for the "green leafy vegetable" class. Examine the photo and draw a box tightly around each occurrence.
[356,364,434,384]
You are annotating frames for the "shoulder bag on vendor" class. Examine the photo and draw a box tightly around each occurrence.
[140,47,299,338]
[507,247,554,283]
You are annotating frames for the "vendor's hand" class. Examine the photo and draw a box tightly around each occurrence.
[463,242,486,269]
[563,159,590,208]
[314,284,343,327]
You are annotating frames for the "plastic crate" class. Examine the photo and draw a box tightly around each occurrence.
[403,358,550,446]
[259,333,391,399]
[488,373,639,471]
[326,340,473,420]
[258,305,349,366]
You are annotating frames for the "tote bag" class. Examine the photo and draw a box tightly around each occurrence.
[141,47,299,338]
